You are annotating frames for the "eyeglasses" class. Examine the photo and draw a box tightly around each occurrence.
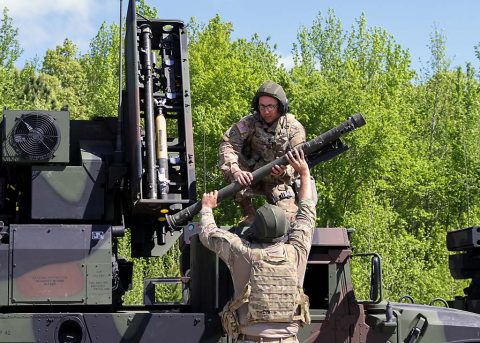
[259,104,278,111]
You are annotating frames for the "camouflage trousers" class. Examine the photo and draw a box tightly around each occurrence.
[234,181,298,222]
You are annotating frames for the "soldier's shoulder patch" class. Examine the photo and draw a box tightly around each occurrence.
[236,119,250,134]
[224,126,239,140]
[228,127,238,137]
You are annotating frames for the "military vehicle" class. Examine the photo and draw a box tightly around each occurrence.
[1,1,480,342]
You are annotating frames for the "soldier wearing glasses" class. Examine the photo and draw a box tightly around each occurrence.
[219,81,306,224]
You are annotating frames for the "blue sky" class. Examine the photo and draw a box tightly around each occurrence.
[5,0,480,73]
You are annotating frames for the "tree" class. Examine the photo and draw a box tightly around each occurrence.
[0,7,22,108]
[289,10,472,303]
[16,63,60,110]
[41,39,88,118]
[0,7,22,68]
[136,0,158,18]
[82,22,121,117]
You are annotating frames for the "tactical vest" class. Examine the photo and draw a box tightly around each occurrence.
[219,244,310,338]
[250,114,296,165]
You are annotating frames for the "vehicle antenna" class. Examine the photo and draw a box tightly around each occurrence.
[115,0,124,157]
[203,121,207,193]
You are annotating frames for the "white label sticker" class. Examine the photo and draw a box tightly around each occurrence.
[91,231,104,240]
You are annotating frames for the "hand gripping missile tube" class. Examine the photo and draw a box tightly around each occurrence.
[166,113,366,229]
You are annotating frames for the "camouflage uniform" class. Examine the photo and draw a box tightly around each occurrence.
[219,112,306,221]
[199,199,316,342]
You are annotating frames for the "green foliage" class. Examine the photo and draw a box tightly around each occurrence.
[81,22,121,117]
[289,10,475,302]
[0,7,22,68]
[136,0,158,18]
[17,64,60,110]
[117,230,182,304]
[41,39,88,118]
[0,8,23,108]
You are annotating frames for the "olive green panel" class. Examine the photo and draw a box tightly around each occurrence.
[9,224,113,306]
[35,167,89,202]
[365,302,480,342]
[31,164,105,220]
[0,311,217,343]
[86,226,112,263]
[85,225,112,305]
[86,263,112,305]
[0,314,37,343]
[10,225,87,304]
[392,306,443,343]
[0,244,8,306]
[0,280,7,306]
[0,314,91,343]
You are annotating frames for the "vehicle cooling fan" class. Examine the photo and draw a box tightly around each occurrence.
[11,112,61,161]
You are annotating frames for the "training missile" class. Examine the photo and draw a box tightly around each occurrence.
[166,113,366,228]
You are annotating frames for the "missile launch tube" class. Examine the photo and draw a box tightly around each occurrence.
[140,25,158,199]
[166,113,366,228]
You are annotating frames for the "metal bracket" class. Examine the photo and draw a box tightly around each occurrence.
[405,315,427,343]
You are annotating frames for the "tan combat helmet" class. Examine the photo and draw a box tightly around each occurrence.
[251,81,289,115]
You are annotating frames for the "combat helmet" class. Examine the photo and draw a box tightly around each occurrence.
[252,81,289,115]
[249,204,289,243]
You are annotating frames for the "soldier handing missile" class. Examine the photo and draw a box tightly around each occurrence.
[219,81,306,225]
[166,113,365,229]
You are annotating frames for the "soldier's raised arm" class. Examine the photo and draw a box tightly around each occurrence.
[285,148,316,288]
[286,149,312,201]
[199,190,249,262]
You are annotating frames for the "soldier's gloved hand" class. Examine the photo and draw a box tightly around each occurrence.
[201,190,218,210]
[233,170,253,186]
[271,164,287,177]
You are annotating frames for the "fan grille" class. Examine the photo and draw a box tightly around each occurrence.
[12,112,60,160]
